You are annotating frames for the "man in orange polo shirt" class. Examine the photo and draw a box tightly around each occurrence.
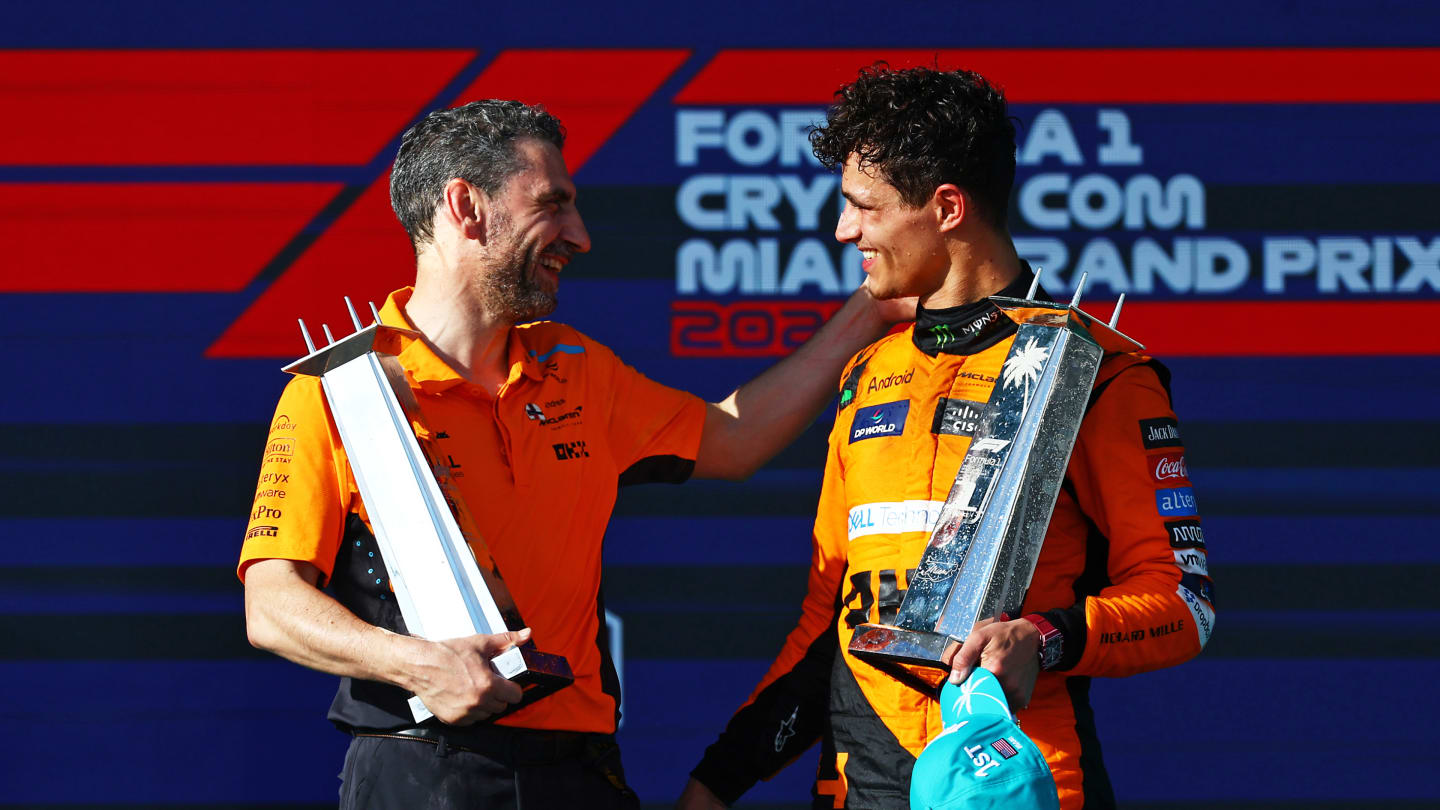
[239,100,911,808]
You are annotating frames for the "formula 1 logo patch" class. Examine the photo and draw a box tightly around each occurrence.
[850,400,909,443]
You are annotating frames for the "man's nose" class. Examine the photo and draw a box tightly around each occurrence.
[565,210,591,254]
[835,202,859,243]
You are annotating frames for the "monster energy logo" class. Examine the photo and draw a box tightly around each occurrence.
[931,324,955,347]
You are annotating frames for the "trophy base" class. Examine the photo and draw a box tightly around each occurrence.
[496,644,575,714]
[408,644,575,723]
[849,623,956,667]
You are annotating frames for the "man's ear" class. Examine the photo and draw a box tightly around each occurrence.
[440,177,487,241]
[934,184,967,233]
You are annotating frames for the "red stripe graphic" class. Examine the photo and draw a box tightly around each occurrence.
[676,49,1440,104]
[0,183,340,292]
[208,49,690,357]
[669,299,1440,358]
[454,49,690,172]
[0,50,474,165]
[207,178,412,357]
[1081,300,1440,356]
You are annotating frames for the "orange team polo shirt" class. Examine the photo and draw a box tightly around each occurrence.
[237,286,707,733]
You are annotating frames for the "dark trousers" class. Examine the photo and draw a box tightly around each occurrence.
[338,726,640,810]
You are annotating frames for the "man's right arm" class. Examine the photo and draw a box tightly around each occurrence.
[240,376,524,725]
[244,557,527,724]
[680,385,857,808]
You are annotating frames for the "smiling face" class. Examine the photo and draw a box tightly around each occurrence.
[835,153,950,301]
[478,138,591,322]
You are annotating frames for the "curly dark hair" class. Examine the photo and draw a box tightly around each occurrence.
[811,64,1016,228]
[389,100,566,250]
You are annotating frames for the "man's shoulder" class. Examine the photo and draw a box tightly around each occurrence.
[836,328,915,405]
[515,320,603,358]
[513,321,639,382]
[850,328,916,372]
[515,320,614,347]
[274,372,326,409]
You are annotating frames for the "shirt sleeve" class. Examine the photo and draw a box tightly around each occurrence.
[1040,360,1215,677]
[585,335,707,485]
[236,375,353,585]
[689,371,853,803]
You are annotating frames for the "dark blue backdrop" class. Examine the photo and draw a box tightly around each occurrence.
[3,4,1438,808]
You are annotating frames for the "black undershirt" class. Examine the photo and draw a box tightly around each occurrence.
[912,261,1048,356]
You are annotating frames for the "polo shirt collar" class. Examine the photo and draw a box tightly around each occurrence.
[377,287,543,395]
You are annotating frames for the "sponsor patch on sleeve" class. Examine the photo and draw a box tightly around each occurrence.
[1173,548,1209,576]
[1181,572,1216,607]
[1156,486,1199,517]
[1177,582,1215,646]
[1139,417,1183,449]
[1148,452,1190,484]
[1165,519,1206,549]
[850,400,909,443]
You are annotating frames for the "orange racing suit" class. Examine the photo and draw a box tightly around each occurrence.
[691,277,1214,810]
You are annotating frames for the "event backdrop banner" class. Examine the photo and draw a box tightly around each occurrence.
[2,5,1438,807]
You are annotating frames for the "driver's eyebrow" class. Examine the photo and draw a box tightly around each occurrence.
[536,187,575,205]
[841,189,869,207]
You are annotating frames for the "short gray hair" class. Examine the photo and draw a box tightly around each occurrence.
[389,100,566,249]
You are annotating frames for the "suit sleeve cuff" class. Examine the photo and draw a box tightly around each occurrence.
[1042,603,1088,672]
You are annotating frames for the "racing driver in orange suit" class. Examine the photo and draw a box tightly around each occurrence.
[678,66,1215,810]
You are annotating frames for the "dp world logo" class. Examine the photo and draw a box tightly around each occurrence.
[850,400,910,443]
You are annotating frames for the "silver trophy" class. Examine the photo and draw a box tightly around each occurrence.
[285,298,573,722]
[849,274,1140,675]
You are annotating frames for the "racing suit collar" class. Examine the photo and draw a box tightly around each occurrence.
[912,261,1046,357]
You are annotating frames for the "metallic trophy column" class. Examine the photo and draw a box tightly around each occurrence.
[284,299,573,722]
[850,275,1142,674]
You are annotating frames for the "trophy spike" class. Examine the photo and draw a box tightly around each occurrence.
[298,319,317,353]
[1026,268,1042,300]
[344,296,364,331]
[1069,272,1089,308]
[1109,293,1127,328]
[369,301,382,326]
[322,324,336,345]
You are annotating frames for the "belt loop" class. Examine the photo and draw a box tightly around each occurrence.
[434,729,450,759]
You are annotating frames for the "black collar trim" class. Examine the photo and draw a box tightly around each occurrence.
[912,265,1047,356]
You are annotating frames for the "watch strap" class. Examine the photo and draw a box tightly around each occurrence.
[1023,613,1063,671]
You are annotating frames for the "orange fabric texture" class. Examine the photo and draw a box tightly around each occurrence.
[744,325,1212,809]
[239,287,706,733]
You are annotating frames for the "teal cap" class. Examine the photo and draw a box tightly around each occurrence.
[909,667,1059,810]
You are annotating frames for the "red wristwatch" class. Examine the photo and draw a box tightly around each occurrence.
[1023,613,1063,671]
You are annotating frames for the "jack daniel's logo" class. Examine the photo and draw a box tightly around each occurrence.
[1139,417,1183,449]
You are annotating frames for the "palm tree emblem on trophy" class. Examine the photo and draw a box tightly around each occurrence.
[1001,336,1050,412]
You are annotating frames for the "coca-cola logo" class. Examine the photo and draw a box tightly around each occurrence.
[1149,453,1189,482]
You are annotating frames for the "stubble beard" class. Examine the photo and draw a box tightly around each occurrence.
[482,207,558,324]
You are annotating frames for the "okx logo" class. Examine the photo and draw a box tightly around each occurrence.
[850,400,909,443]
